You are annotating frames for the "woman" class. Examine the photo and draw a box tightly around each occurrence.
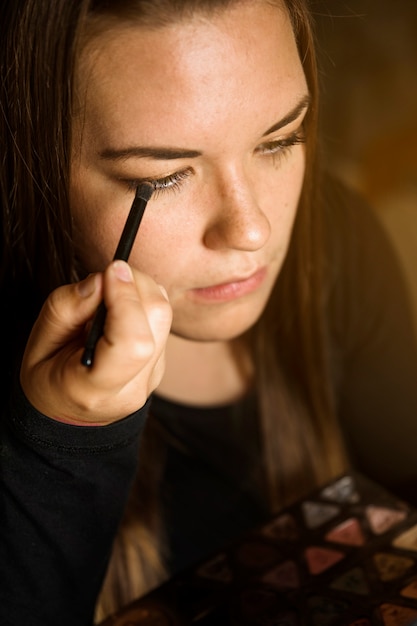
[1,0,417,624]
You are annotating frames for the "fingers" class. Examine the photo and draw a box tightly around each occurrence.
[90,261,172,388]
[22,273,103,368]
[21,262,172,424]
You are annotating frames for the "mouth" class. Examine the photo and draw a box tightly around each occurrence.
[189,267,268,303]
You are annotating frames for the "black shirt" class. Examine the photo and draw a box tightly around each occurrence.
[151,392,267,575]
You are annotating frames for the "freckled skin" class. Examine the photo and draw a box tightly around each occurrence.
[70,2,308,344]
[20,2,310,418]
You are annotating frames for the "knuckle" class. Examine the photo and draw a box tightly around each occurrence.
[42,287,69,326]
[44,287,62,315]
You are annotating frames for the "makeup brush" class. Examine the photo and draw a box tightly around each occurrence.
[81,182,154,367]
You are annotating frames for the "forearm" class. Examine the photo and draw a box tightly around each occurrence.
[0,386,149,626]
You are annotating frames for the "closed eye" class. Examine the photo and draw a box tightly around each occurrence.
[121,130,305,195]
[123,167,193,196]
[256,131,305,162]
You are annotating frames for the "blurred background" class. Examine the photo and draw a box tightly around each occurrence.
[313,0,417,325]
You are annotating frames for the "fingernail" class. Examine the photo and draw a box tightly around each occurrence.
[78,274,98,298]
[112,260,133,282]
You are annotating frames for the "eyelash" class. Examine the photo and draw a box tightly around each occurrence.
[124,168,192,196]
[256,131,305,161]
[124,131,305,195]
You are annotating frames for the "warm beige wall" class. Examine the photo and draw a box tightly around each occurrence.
[314,0,417,321]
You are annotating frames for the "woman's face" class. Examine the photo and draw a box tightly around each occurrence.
[71,1,309,341]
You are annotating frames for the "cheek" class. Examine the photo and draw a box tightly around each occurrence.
[266,154,306,240]
[127,211,198,285]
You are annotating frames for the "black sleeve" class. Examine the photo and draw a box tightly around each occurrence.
[0,386,148,626]
[324,178,417,504]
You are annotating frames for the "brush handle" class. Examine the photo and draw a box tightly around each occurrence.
[81,183,153,367]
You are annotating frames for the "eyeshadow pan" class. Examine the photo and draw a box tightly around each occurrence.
[366,506,407,535]
[373,552,415,582]
[393,524,417,552]
[261,513,299,542]
[320,475,359,503]
[304,546,345,575]
[325,517,366,547]
[379,602,417,626]
[330,566,370,595]
[400,578,417,600]
[302,501,340,529]
[261,560,300,589]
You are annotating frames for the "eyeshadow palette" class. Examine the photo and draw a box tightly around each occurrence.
[101,473,417,626]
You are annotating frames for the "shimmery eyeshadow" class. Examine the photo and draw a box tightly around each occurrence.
[393,524,417,552]
[379,603,417,626]
[330,566,370,595]
[261,513,299,542]
[302,501,340,529]
[304,546,345,575]
[325,517,366,547]
[320,475,360,503]
[107,473,417,626]
[366,506,407,535]
[373,552,414,582]
[401,578,417,600]
[197,553,233,583]
[261,560,300,589]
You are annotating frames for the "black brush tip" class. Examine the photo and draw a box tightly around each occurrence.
[136,182,154,202]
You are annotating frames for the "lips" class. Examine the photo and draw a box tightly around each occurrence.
[189,267,268,303]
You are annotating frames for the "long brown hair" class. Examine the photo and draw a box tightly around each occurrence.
[0,0,347,621]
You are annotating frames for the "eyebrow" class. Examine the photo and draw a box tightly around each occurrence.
[98,94,311,162]
[262,94,310,136]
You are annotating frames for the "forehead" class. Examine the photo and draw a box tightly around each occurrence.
[74,2,306,151]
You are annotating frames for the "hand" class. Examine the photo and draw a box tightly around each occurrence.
[20,261,172,425]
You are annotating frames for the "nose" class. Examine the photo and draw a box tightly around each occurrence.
[203,173,271,251]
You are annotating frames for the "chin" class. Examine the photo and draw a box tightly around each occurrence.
[171,299,268,342]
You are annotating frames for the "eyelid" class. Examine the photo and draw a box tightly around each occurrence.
[261,119,306,143]
[120,166,193,195]
[255,129,305,154]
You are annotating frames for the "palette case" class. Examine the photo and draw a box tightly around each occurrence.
[100,472,417,626]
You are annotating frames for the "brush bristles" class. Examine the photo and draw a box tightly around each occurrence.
[136,182,154,202]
